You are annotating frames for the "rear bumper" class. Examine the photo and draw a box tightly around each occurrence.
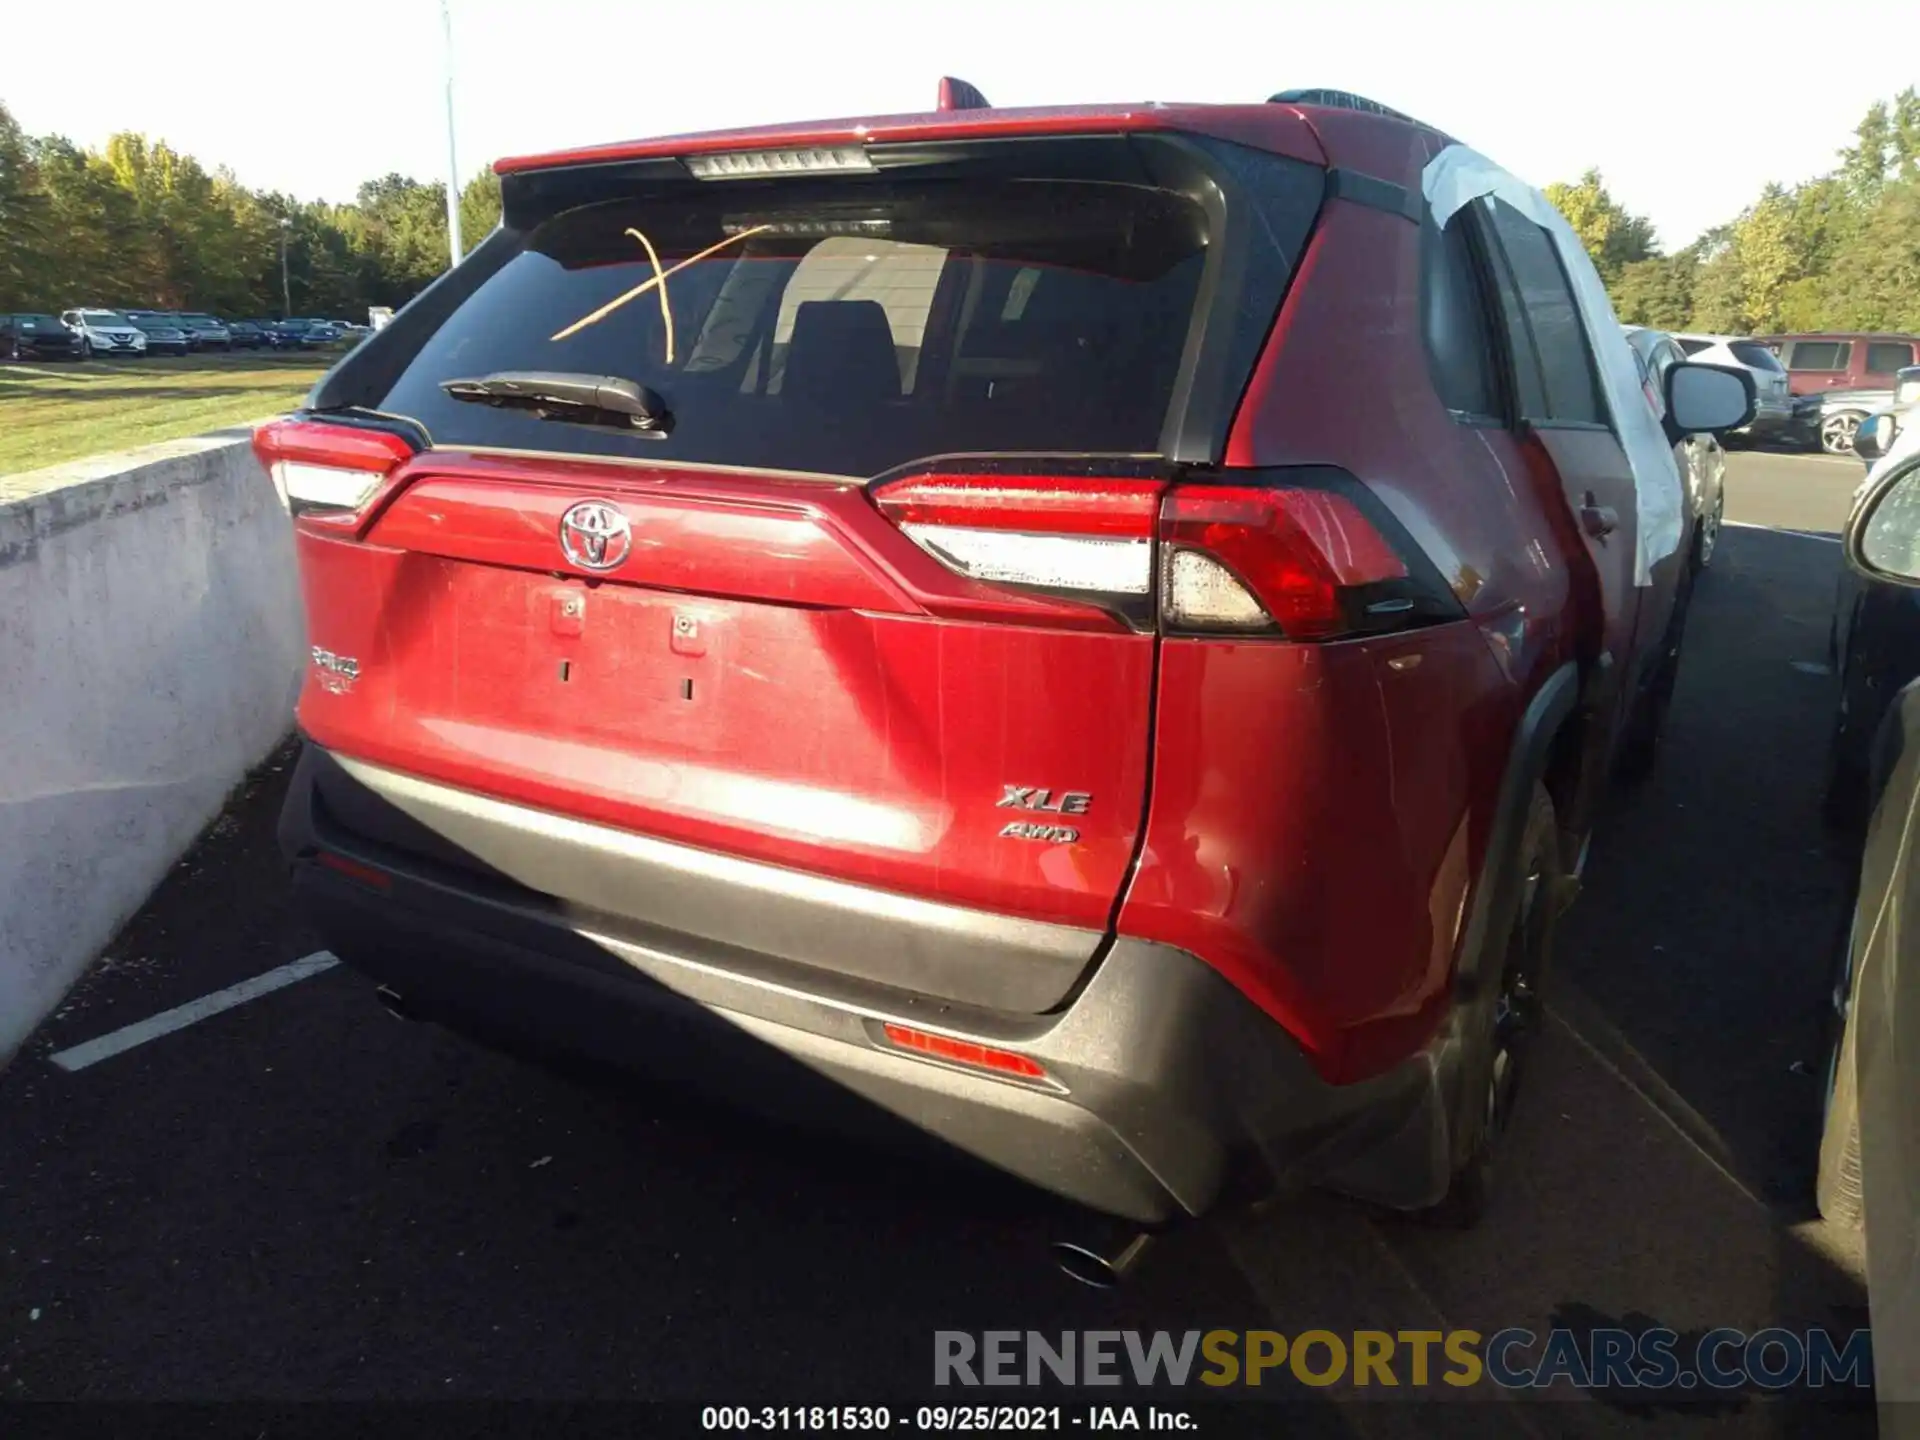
[280,743,1457,1223]
[1737,398,1794,438]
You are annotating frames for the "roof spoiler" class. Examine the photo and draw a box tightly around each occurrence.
[937,77,992,111]
[1269,88,1412,122]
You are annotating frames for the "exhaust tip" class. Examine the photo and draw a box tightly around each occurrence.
[374,984,417,1022]
[1052,1232,1155,1289]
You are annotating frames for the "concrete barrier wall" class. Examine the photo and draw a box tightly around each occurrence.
[0,429,304,1063]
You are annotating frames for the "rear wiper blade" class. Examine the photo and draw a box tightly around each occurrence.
[440,371,672,433]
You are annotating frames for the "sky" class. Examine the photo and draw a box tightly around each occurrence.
[8,0,1911,250]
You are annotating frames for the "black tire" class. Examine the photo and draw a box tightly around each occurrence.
[1824,663,1874,831]
[1423,783,1559,1227]
[1817,911,1865,1226]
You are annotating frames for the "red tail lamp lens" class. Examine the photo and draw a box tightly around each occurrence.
[1159,485,1407,639]
[315,850,392,892]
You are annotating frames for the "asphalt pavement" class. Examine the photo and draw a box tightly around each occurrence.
[0,449,1882,1433]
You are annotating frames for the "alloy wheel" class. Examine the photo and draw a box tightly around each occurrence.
[1823,413,1862,455]
[1700,496,1722,566]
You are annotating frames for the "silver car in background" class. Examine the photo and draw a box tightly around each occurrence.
[1673,333,1794,444]
[1627,326,1728,567]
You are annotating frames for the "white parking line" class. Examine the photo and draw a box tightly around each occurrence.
[1723,521,1841,541]
[47,952,339,1072]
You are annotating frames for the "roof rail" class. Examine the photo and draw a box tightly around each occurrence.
[1268,88,1412,122]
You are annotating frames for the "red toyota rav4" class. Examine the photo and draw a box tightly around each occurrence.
[260,88,1752,1230]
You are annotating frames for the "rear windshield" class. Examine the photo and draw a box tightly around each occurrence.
[1728,342,1783,371]
[376,180,1212,477]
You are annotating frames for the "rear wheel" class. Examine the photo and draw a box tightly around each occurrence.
[79,337,92,359]
[1425,784,1558,1227]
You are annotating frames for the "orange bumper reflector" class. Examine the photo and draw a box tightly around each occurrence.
[315,850,392,892]
[881,1022,1047,1081]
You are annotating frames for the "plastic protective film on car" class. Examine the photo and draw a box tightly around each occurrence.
[1422,146,1685,587]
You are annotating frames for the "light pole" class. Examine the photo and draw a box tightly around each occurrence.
[279,218,292,318]
[441,0,462,268]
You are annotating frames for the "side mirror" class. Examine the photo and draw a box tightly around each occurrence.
[1848,457,1920,585]
[1663,361,1756,443]
[1855,412,1898,463]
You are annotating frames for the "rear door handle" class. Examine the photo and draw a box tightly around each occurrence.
[1579,493,1619,540]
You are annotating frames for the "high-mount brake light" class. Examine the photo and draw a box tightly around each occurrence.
[1158,484,1409,639]
[684,147,875,180]
[253,419,416,519]
[871,472,1162,599]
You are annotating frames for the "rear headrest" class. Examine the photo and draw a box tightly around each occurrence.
[785,300,900,407]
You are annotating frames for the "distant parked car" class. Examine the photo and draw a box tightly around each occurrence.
[60,307,148,357]
[1627,326,1728,568]
[1,313,84,361]
[1755,333,1920,398]
[227,320,268,350]
[1787,378,1906,456]
[294,318,343,346]
[176,312,232,350]
[124,313,192,355]
[1672,333,1794,444]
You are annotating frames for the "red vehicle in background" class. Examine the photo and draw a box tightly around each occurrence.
[258,84,1753,1245]
[1757,332,1920,396]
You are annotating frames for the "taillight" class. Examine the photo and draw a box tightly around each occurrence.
[869,467,1455,641]
[253,418,417,526]
[1158,482,1423,640]
[871,471,1162,606]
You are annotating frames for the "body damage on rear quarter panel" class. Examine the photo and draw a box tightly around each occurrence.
[1130,185,1578,1084]
[1119,625,1512,1085]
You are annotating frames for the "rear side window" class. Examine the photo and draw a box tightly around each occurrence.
[1422,218,1498,418]
[375,181,1218,477]
[1676,338,1713,356]
[1728,341,1784,371]
[1480,198,1608,427]
[1868,341,1914,374]
[1788,340,1850,371]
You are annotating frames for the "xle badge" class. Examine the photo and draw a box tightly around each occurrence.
[996,785,1090,845]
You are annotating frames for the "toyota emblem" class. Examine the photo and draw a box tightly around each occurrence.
[559,500,632,572]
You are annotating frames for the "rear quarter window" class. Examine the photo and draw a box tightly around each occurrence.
[1728,342,1784,371]
[373,181,1221,478]
[1480,197,1608,427]
[1867,342,1914,374]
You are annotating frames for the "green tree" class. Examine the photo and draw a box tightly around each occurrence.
[1611,253,1696,329]
[0,100,51,308]
[459,169,501,255]
[1544,169,1657,285]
